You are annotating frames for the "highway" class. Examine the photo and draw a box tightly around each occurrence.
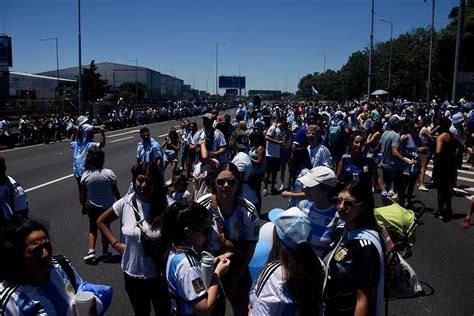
[3,111,474,315]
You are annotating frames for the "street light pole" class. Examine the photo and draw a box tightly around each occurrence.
[77,0,83,114]
[379,18,393,100]
[40,37,60,100]
[127,59,138,105]
[316,53,326,72]
[426,0,435,105]
[78,0,83,114]
[368,0,375,98]
[452,0,465,102]
[216,42,225,103]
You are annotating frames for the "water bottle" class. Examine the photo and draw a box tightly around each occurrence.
[200,251,215,289]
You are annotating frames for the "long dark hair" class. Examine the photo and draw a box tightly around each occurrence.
[209,162,243,198]
[266,229,324,315]
[131,162,168,229]
[0,218,50,280]
[342,180,377,230]
[160,202,210,251]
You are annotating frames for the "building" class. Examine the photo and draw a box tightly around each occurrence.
[36,62,184,100]
[9,72,76,99]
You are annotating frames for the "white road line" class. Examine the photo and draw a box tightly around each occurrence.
[108,129,139,138]
[25,174,74,193]
[427,164,474,178]
[110,136,133,143]
[1,143,46,153]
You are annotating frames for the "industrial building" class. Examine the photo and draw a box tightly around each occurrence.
[9,72,76,99]
[37,62,185,100]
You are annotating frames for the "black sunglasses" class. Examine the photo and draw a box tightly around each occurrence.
[216,178,237,186]
[30,242,52,257]
[332,196,364,208]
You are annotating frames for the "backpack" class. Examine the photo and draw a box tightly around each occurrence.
[328,121,343,147]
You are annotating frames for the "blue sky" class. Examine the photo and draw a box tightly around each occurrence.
[1,0,459,93]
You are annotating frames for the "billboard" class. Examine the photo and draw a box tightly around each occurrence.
[219,76,245,89]
[0,36,13,67]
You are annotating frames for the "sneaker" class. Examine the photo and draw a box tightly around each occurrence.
[262,188,268,196]
[83,250,96,262]
[387,189,395,196]
[418,185,429,192]
[462,218,471,229]
[279,184,285,191]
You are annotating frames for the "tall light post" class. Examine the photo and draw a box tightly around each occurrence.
[216,42,225,103]
[78,0,83,114]
[452,0,465,102]
[127,59,138,105]
[316,53,326,72]
[425,0,435,105]
[368,0,375,97]
[40,37,60,100]
[379,18,393,100]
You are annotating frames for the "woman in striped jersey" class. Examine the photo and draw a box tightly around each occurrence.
[249,207,324,315]
[161,202,231,316]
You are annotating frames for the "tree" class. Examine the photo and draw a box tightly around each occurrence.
[82,60,110,103]
[117,81,147,102]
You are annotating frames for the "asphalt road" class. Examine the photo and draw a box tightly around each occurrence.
[3,112,474,316]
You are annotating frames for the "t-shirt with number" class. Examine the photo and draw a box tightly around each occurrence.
[197,193,260,253]
[113,193,161,278]
[166,250,207,315]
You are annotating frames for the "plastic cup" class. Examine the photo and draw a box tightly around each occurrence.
[74,291,96,316]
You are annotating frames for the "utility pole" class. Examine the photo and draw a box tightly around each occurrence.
[368,0,375,98]
[452,0,466,102]
[78,0,83,114]
[426,0,435,106]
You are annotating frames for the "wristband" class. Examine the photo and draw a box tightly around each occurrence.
[112,240,119,247]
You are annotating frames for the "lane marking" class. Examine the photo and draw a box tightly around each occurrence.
[108,129,139,138]
[25,174,74,193]
[425,170,472,200]
[110,136,133,143]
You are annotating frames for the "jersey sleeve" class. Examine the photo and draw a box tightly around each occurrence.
[243,202,260,242]
[352,242,381,289]
[177,265,208,303]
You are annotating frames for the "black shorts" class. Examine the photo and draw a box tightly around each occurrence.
[265,156,280,173]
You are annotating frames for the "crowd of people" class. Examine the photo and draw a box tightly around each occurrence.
[1,95,473,315]
[1,100,232,147]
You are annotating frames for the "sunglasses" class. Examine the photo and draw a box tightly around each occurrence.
[30,242,52,258]
[216,178,237,186]
[332,196,364,208]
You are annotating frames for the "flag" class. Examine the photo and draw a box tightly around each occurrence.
[311,86,319,96]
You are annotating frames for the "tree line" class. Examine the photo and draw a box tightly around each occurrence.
[298,1,474,102]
